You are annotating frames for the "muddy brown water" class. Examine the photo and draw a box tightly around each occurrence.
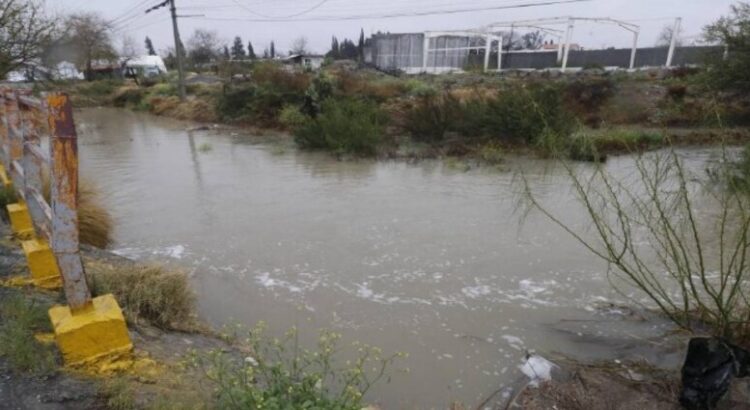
[74,108,707,408]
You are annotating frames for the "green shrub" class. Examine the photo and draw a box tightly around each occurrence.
[78,79,123,97]
[567,133,605,162]
[565,77,616,112]
[302,72,335,117]
[703,3,750,94]
[404,92,462,143]
[482,84,577,144]
[279,105,307,129]
[478,143,504,164]
[0,294,56,375]
[216,86,256,119]
[217,85,305,127]
[150,82,178,97]
[189,323,403,410]
[294,98,385,156]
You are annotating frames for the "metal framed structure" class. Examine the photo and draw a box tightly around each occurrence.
[416,16,683,73]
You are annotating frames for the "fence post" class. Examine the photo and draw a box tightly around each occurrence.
[0,91,7,171]
[3,91,21,181]
[17,94,61,288]
[46,93,92,311]
[20,96,47,236]
[45,92,132,366]
[4,91,34,237]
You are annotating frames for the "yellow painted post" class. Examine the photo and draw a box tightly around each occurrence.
[19,94,61,289]
[4,90,33,238]
[0,90,8,172]
[45,93,132,366]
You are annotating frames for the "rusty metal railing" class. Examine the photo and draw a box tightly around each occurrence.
[0,88,91,311]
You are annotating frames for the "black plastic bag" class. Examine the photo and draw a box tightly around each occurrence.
[680,337,750,409]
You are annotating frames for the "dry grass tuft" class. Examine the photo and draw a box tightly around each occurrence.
[149,96,218,123]
[43,177,114,249]
[78,181,114,248]
[87,263,196,330]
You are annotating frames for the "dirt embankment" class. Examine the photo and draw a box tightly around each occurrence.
[0,222,232,409]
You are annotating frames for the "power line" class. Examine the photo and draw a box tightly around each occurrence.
[182,0,567,16]
[229,0,331,18]
[196,0,592,22]
[108,0,154,25]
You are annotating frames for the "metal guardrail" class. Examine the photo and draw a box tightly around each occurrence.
[0,88,91,311]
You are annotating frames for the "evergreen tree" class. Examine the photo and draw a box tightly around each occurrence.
[247,41,256,59]
[328,36,340,59]
[231,36,245,60]
[339,39,358,59]
[358,28,365,61]
[263,48,269,59]
[270,41,276,58]
[145,36,156,56]
[223,45,230,60]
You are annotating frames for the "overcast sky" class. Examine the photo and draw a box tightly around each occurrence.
[45,0,738,55]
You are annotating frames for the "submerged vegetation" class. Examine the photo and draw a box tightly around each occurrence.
[191,322,402,410]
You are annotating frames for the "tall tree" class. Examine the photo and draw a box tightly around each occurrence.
[247,41,256,59]
[290,37,308,55]
[231,36,245,60]
[339,39,358,59]
[186,28,220,67]
[328,36,340,59]
[145,36,156,55]
[270,41,276,58]
[358,28,365,61]
[0,0,55,78]
[223,45,230,60]
[63,13,116,80]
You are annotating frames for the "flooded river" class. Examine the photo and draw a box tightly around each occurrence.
[75,108,691,408]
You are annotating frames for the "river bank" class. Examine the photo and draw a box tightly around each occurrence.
[52,66,750,163]
[0,222,229,409]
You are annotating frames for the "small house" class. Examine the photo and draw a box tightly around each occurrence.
[283,54,325,70]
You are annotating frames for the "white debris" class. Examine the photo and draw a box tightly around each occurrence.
[519,355,557,387]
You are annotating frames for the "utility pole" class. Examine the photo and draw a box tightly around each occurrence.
[170,0,186,100]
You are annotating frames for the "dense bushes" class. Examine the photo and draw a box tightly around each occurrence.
[403,84,578,147]
[216,62,311,126]
[294,98,385,156]
[404,92,462,143]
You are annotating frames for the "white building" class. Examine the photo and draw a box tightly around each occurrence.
[283,54,325,70]
[122,55,168,78]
